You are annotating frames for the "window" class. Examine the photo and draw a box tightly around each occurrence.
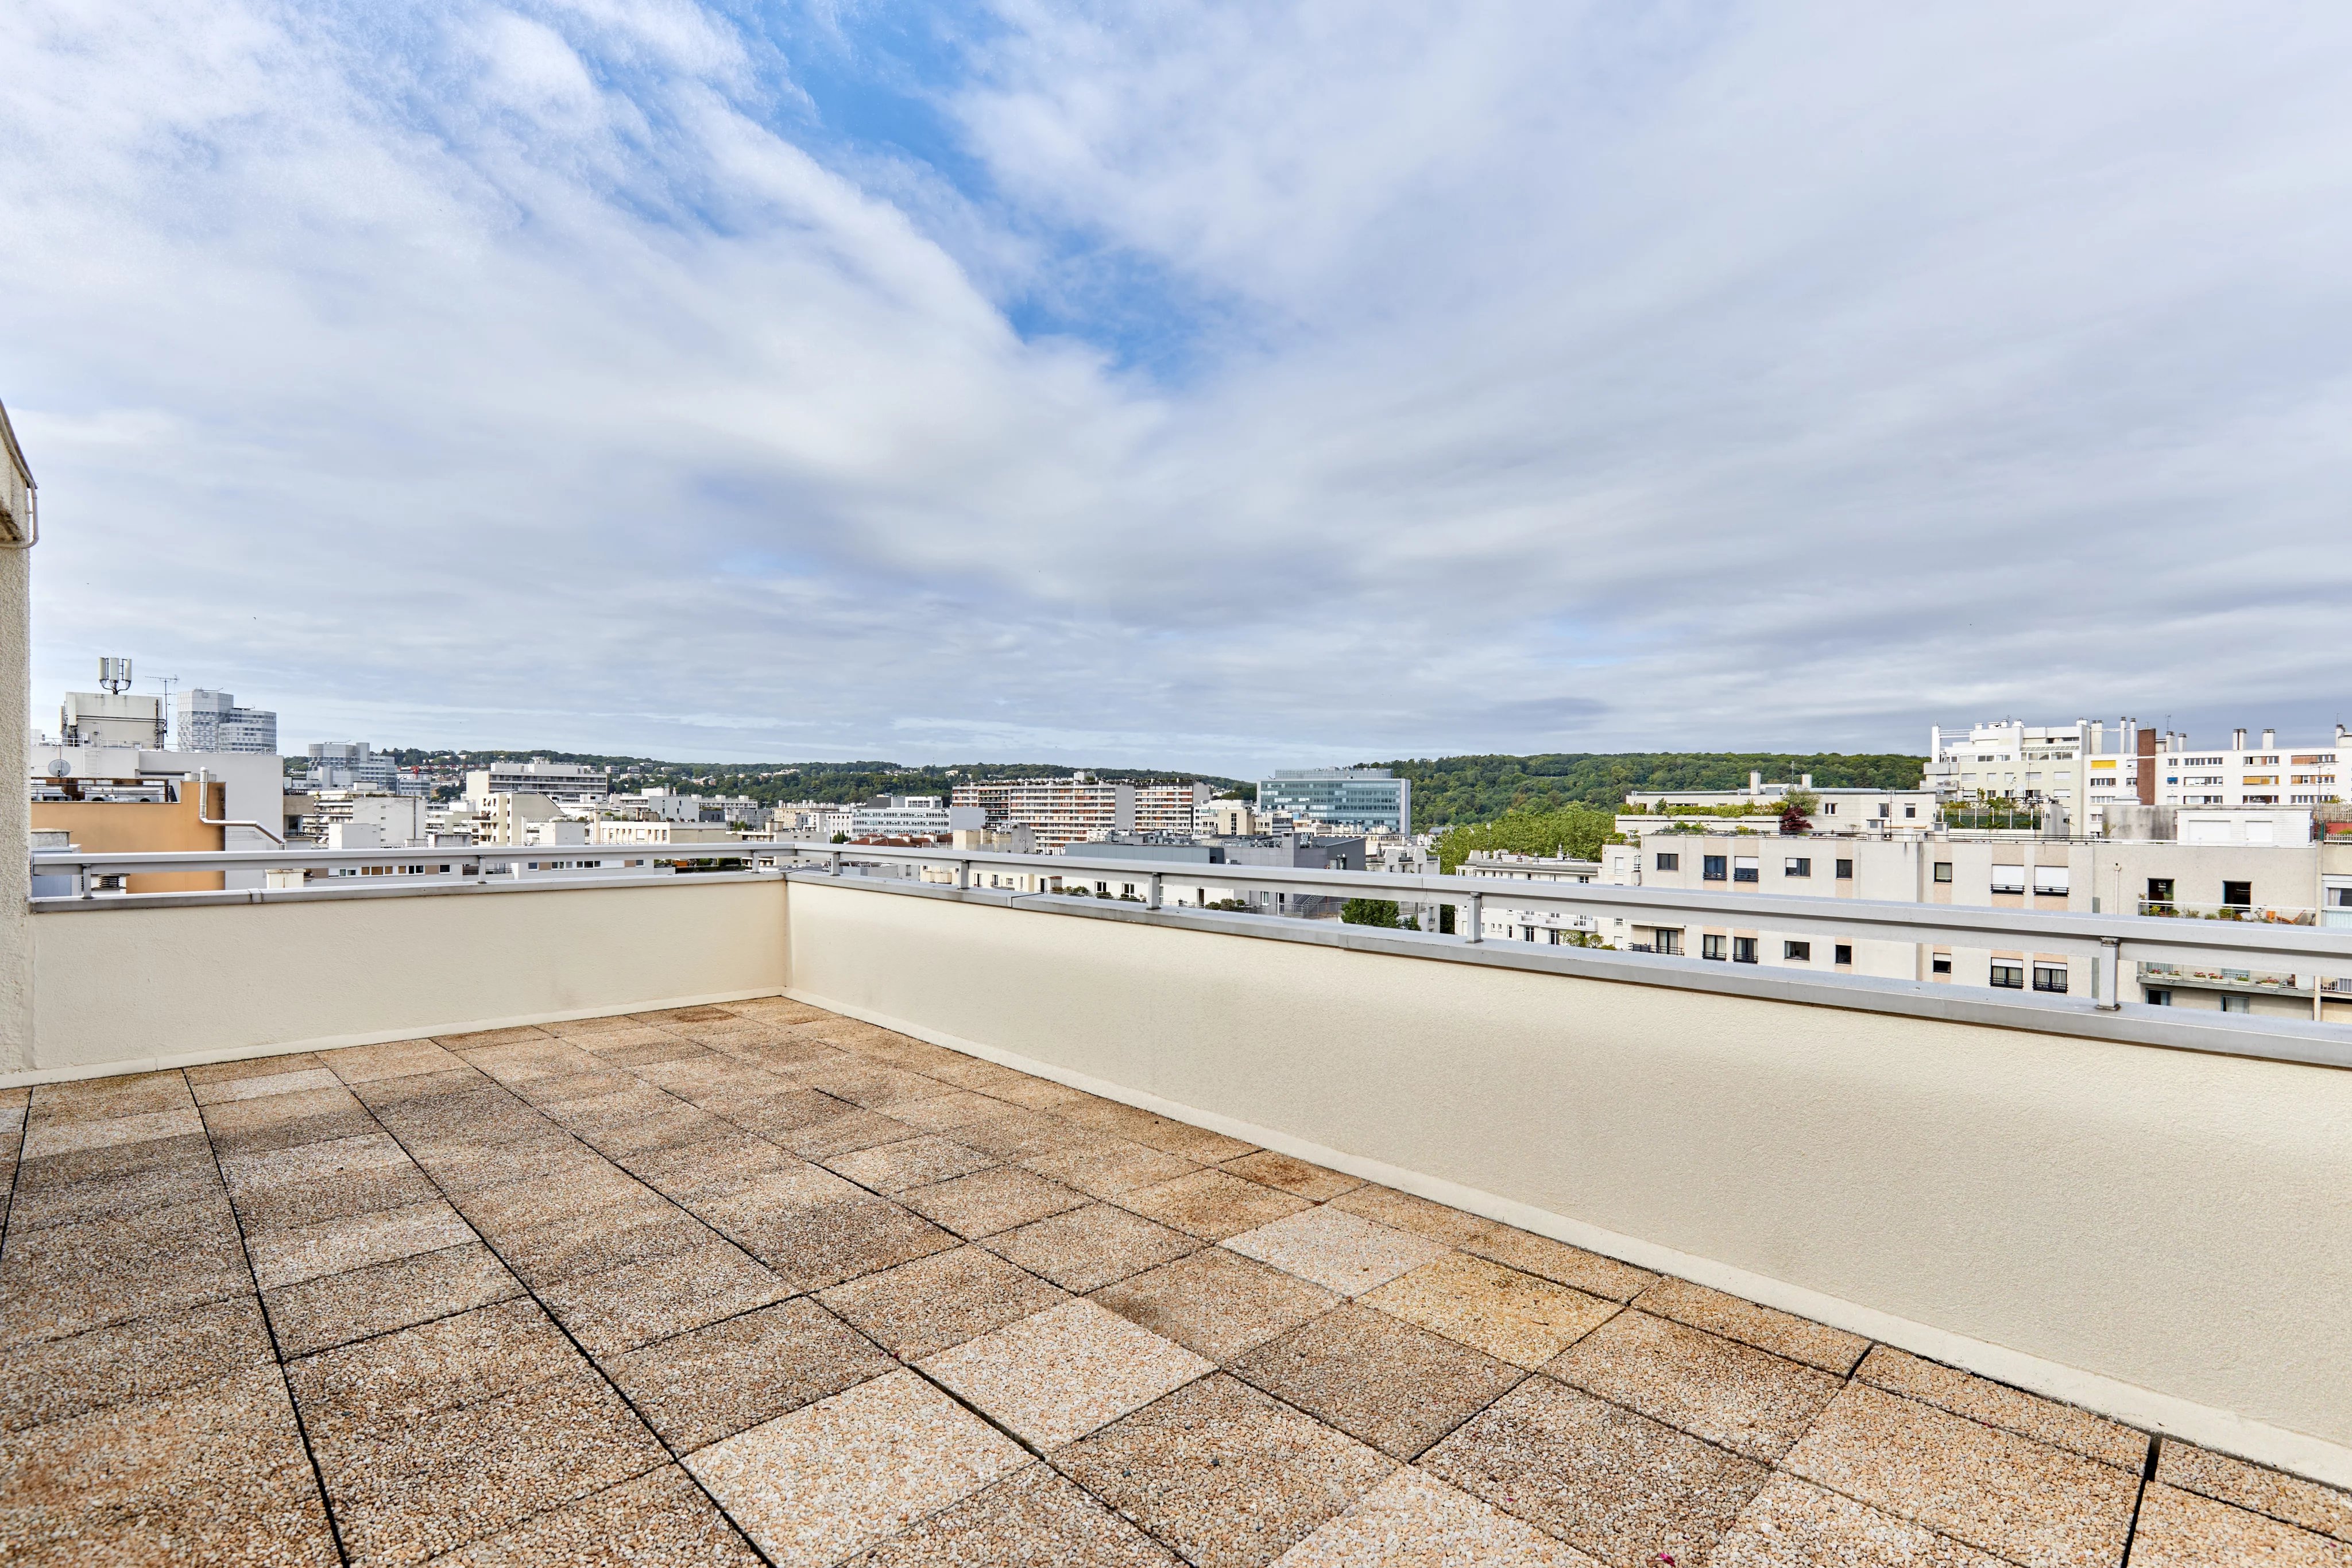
[1835,858,1854,879]
[1933,862,1953,883]
[2221,880,2253,908]
[2145,988,2171,1005]
[1655,852,1680,872]
[2146,877,2175,904]
[1904,804,1918,818]
[1732,937,1758,963]
[1823,802,1836,814]
[1653,930,1682,955]
[1702,934,1727,961]
[1931,954,1953,975]
[2033,965,2068,993]
[1703,855,1727,882]
[1784,940,1811,961]
[1833,943,1853,966]
[2220,994,2252,1015]
[1990,963,2025,989]
[2033,867,2071,896]
[1990,866,2026,895]
[1784,857,1811,877]
[1732,856,1759,884]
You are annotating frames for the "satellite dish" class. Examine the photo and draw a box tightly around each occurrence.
[47,760,70,777]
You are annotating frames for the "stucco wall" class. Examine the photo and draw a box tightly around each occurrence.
[784,879,2352,1483]
[22,877,790,1077]
[0,543,30,1073]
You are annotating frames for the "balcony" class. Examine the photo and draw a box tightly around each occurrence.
[5,843,2352,1562]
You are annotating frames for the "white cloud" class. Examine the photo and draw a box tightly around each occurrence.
[3,0,2348,773]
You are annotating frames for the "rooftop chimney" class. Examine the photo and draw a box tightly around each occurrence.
[2136,726,2156,806]
[2262,728,2275,750]
[2233,727,2248,750]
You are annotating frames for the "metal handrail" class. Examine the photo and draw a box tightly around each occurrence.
[32,838,2352,1010]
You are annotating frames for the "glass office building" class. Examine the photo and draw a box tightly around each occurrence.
[1256,768,1411,835]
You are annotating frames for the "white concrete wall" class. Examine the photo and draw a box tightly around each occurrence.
[0,541,31,1073]
[784,880,2352,1483]
[19,879,788,1078]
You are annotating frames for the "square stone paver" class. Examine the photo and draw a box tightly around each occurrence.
[1223,1205,1448,1296]
[719,1189,961,1293]
[303,1364,667,1562]
[1220,1151,1364,1201]
[1056,1373,1396,1568]
[1423,1376,1769,1566]
[1325,1184,1490,1245]
[1023,1136,1201,1199]
[1857,1345,2148,1469]
[262,1242,524,1358]
[606,1297,896,1451]
[1121,1170,1312,1241]
[1781,1382,2140,1568]
[1711,1473,2006,1566]
[684,1369,1028,1568]
[825,1133,999,1193]
[0,1364,338,1565]
[820,1244,1069,1360]
[845,1462,1180,1566]
[1548,1308,1844,1460]
[433,1464,763,1566]
[1637,1276,1869,1375]
[1090,1246,1341,1364]
[245,1199,476,1290]
[982,1202,1201,1292]
[0,1296,275,1434]
[1272,1465,1600,1567]
[2126,1482,2352,1568]
[1460,1223,1659,1301]
[903,1166,1089,1239]
[189,1066,344,1106]
[533,1240,788,1356]
[2155,1441,2352,1542]
[920,1298,1212,1447]
[1233,1303,1523,1461]
[1361,1254,1618,1369]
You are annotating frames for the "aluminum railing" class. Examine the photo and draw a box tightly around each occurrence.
[30,838,2352,1013]
[748,841,2352,1012]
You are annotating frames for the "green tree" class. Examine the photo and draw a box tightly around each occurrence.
[1434,804,1618,872]
[1341,898,1401,927]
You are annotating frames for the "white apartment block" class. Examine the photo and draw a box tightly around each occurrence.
[176,688,278,754]
[466,758,609,804]
[620,788,765,826]
[1461,853,1603,944]
[1929,718,2349,830]
[950,775,1137,850]
[1624,771,1937,833]
[590,820,742,846]
[1589,828,2351,1021]
[303,742,400,792]
[848,795,951,839]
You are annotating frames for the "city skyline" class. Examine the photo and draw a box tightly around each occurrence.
[8,5,2351,776]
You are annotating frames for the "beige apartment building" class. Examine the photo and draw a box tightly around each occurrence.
[1595,828,2352,1020]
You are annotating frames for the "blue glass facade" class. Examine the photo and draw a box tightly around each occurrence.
[1255,769,1411,835]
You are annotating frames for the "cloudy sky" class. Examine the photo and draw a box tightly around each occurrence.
[5,2,2349,773]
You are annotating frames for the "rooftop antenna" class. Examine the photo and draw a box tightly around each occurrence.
[98,656,133,695]
[150,673,179,747]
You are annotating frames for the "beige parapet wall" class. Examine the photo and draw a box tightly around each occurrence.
[14,878,790,1079]
[783,878,2352,1485]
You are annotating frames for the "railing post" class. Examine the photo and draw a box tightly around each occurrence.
[955,859,970,891]
[2095,938,2121,1011]
[1147,873,1162,911]
[1464,892,1483,943]
[829,849,844,877]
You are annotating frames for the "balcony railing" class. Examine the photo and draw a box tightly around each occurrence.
[2137,899,2318,926]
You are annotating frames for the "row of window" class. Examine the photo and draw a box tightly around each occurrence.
[1688,854,1856,881]
[1697,935,1854,966]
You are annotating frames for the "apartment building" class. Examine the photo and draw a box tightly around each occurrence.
[1596,826,2351,1020]
[1625,770,1937,833]
[848,795,951,839]
[950,774,1136,849]
[1135,780,1213,835]
[1255,768,1411,836]
[1461,852,1604,943]
[1931,718,2348,829]
[466,757,609,803]
[175,688,278,753]
[618,788,766,826]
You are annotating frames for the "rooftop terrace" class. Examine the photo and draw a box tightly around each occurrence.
[4,998,2346,1566]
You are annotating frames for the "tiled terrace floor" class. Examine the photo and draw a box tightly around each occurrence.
[2,1000,2348,1566]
